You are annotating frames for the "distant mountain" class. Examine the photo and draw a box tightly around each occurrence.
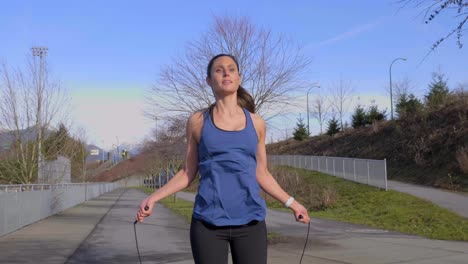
[0,127,54,150]
[86,144,107,164]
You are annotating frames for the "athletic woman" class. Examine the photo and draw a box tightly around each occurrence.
[136,54,310,264]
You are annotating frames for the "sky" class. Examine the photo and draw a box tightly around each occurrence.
[1,0,467,149]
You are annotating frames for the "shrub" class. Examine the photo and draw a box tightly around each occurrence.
[456,146,468,174]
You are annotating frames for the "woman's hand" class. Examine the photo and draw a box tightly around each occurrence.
[135,196,154,223]
[290,200,310,224]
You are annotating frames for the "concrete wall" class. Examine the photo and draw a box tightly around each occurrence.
[39,155,71,184]
[0,175,144,237]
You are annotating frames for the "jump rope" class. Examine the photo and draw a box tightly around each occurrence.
[134,208,311,264]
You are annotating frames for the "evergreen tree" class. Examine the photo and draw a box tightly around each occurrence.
[326,116,341,136]
[293,116,308,140]
[44,123,70,159]
[366,105,387,123]
[425,72,449,108]
[351,104,367,128]
[396,93,423,118]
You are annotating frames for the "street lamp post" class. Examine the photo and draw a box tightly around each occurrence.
[31,46,48,183]
[307,85,321,136]
[389,57,407,120]
[115,136,120,162]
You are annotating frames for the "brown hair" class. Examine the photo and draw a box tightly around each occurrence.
[207,54,255,113]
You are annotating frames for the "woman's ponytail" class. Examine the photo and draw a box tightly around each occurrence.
[237,86,255,113]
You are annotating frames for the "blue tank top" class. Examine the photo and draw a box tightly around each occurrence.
[193,107,267,226]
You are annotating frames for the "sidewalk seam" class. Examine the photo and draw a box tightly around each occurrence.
[63,188,128,263]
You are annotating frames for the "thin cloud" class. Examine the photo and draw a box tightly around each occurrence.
[309,17,388,49]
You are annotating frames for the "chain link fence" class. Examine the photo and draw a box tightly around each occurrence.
[268,155,387,190]
[0,175,143,237]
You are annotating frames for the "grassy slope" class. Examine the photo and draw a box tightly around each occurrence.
[267,167,468,241]
[267,99,468,191]
[139,163,468,241]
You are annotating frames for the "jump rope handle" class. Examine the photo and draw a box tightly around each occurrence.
[134,206,150,225]
[298,214,304,220]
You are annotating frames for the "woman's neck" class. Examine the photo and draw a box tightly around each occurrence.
[214,94,241,115]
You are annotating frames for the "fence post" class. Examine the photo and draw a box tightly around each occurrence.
[343,159,345,179]
[333,159,336,176]
[353,160,356,181]
[166,168,169,186]
[384,159,388,191]
[326,158,328,173]
[367,160,370,185]
[158,173,161,189]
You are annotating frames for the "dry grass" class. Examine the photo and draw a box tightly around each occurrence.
[267,165,338,211]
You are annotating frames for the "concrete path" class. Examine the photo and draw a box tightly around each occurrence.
[1,188,467,264]
[388,180,468,218]
[176,192,468,264]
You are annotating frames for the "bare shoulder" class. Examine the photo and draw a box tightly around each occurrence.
[189,111,204,126]
[250,113,266,129]
[188,111,205,142]
[249,112,266,140]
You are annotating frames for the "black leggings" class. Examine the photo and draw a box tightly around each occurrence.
[190,217,267,264]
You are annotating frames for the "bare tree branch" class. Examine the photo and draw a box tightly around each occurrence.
[330,79,354,130]
[310,93,331,135]
[146,16,312,120]
[0,54,72,184]
[399,0,467,60]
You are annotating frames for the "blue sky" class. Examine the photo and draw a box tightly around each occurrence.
[1,0,467,148]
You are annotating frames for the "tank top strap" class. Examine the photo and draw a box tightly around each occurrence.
[243,108,258,138]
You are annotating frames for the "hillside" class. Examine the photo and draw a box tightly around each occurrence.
[97,95,467,191]
[93,137,186,182]
[267,96,468,191]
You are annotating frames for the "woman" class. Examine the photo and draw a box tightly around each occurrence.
[136,54,310,264]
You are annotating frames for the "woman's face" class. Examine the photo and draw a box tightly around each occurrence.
[207,56,241,96]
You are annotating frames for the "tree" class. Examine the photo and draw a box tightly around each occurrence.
[351,104,367,128]
[146,16,311,120]
[293,116,308,141]
[399,0,467,57]
[396,93,423,118]
[0,53,69,184]
[326,116,341,136]
[366,105,387,123]
[154,116,186,143]
[330,78,354,130]
[310,93,330,135]
[389,77,414,106]
[43,123,88,182]
[425,71,450,108]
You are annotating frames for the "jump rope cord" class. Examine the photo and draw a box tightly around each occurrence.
[299,220,311,264]
[133,221,143,264]
[134,213,311,264]
[134,206,149,264]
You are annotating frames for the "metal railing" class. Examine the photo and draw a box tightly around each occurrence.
[0,183,93,192]
[0,175,144,237]
[142,166,177,190]
[268,155,387,190]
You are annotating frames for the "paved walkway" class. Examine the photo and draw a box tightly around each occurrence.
[388,180,468,218]
[1,188,467,264]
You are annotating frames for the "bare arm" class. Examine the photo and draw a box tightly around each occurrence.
[136,112,202,222]
[252,114,310,223]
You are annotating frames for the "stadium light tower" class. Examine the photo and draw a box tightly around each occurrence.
[31,46,48,182]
